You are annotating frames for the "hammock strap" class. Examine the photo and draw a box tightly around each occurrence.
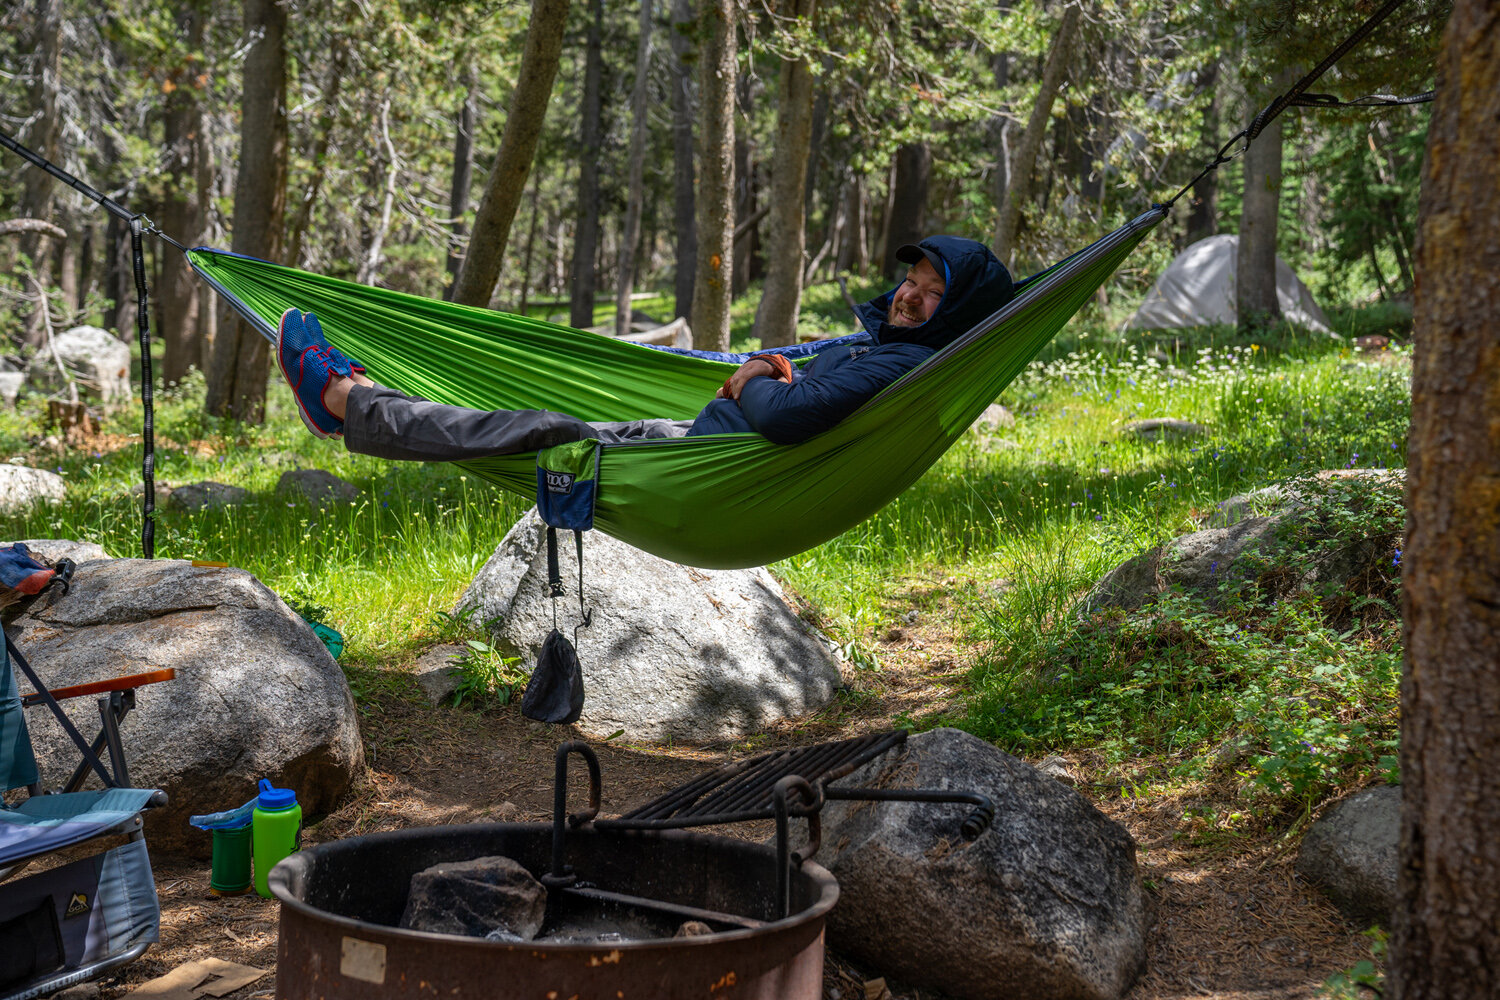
[0,126,165,558]
[1163,0,1417,210]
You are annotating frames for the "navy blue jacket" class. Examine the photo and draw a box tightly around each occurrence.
[688,236,1013,444]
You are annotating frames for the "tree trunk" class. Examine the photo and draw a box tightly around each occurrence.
[689,0,735,352]
[990,49,1012,224]
[993,2,1079,269]
[835,172,866,274]
[450,0,570,308]
[357,96,398,285]
[882,142,930,281]
[614,0,656,338]
[1235,69,1292,331]
[668,0,697,320]
[731,120,756,298]
[158,0,206,385]
[1390,5,1500,995]
[751,0,820,348]
[444,57,479,299]
[1184,60,1220,247]
[284,37,346,270]
[204,0,288,422]
[20,0,62,348]
[570,0,605,329]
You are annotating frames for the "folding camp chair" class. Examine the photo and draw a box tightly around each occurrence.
[1,632,173,1000]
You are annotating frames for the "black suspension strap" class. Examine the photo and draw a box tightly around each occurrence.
[1163,0,1420,211]
[545,526,592,633]
[131,217,156,558]
[0,126,169,559]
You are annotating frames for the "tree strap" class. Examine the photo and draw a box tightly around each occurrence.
[1163,0,1422,211]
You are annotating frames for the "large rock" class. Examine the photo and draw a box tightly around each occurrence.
[35,326,132,402]
[1086,470,1404,614]
[0,465,67,514]
[400,856,547,940]
[4,559,364,854]
[1296,786,1400,926]
[459,509,840,742]
[808,728,1147,1000]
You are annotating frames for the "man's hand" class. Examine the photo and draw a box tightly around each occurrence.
[716,358,777,401]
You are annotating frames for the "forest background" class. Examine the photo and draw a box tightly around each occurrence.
[0,0,1441,416]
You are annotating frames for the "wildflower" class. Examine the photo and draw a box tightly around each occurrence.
[1393,548,1402,567]
[1094,514,1102,521]
[1210,561,1218,575]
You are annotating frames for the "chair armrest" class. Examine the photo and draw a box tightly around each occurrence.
[21,668,177,707]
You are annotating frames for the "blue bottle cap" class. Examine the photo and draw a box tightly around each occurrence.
[257,779,298,810]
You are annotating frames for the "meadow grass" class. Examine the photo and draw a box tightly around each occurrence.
[0,293,1409,822]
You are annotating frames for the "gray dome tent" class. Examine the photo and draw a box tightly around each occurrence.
[1128,234,1333,334]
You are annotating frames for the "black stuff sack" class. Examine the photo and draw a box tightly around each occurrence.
[521,629,585,724]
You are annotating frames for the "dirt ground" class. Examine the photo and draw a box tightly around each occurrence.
[87,605,1369,1000]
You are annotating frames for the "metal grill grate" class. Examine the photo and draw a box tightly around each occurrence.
[598,731,906,831]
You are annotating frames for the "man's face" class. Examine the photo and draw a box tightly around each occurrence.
[888,258,945,327]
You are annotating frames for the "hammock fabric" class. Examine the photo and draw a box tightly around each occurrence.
[188,207,1165,568]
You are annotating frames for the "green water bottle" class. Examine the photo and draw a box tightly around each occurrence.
[251,779,301,899]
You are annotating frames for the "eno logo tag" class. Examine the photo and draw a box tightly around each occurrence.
[545,471,575,495]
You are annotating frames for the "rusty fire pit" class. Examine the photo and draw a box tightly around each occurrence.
[270,735,991,999]
[270,822,838,999]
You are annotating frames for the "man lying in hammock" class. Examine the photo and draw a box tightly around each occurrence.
[276,235,1013,457]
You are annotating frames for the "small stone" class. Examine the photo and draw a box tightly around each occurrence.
[4,538,110,564]
[971,404,1016,432]
[1124,418,1208,441]
[674,920,714,938]
[276,468,362,505]
[413,644,466,705]
[0,370,23,407]
[167,480,251,513]
[52,985,101,1000]
[400,856,547,941]
[1035,755,1078,787]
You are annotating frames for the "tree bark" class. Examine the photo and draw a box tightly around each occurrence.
[668,0,698,321]
[731,116,757,298]
[158,0,206,386]
[1390,4,1500,995]
[614,0,656,338]
[834,171,866,274]
[570,0,605,329]
[751,0,820,348]
[689,0,735,352]
[20,0,63,349]
[882,142,930,281]
[451,0,570,308]
[1236,69,1292,331]
[357,96,398,285]
[444,57,479,298]
[284,39,345,270]
[205,0,288,422]
[993,1,1080,269]
[1184,60,1220,247]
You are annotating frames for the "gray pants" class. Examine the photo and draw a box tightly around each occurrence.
[342,385,692,462]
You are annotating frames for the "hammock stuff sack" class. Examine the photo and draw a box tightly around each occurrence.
[188,207,1165,569]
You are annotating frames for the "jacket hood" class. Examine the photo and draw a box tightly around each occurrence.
[853,236,1015,351]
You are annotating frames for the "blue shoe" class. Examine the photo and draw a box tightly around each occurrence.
[303,311,366,377]
[276,308,347,439]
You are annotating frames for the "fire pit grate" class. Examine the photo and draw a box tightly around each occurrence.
[599,730,908,830]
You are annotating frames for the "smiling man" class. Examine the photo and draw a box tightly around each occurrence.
[276,235,1013,459]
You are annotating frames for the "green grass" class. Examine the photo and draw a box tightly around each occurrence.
[1,299,1409,825]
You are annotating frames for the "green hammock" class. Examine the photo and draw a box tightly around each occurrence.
[189,207,1164,568]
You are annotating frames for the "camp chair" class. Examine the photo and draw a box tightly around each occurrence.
[0,632,173,1000]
